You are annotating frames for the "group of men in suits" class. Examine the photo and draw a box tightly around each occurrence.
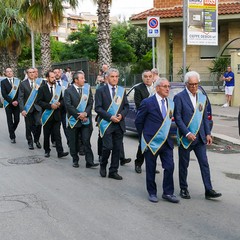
[135,70,222,203]
[1,66,222,203]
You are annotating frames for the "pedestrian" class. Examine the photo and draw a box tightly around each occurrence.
[151,68,159,83]
[135,78,179,203]
[64,71,99,169]
[37,70,69,158]
[222,66,234,107]
[174,71,222,200]
[134,70,159,174]
[18,67,43,150]
[95,68,129,180]
[1,68,20,143]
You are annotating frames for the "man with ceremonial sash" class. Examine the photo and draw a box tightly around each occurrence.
[18,67,43,150]
[174,71,222,200]
[52,68,70,146]
[95,68,129,180]
[64,71,99,169]
[1,68,20,143]
[37,70,69,159]
[135,78,179,203]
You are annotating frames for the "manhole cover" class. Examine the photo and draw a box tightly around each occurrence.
[8,155,44,165]
[224,172,240,180]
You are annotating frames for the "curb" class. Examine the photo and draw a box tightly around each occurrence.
[212,132,240,146]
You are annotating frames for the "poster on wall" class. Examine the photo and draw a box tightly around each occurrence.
[187,0,218,45]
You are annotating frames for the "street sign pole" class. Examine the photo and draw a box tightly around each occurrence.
[152,38,155,68]
[183,0,187,80]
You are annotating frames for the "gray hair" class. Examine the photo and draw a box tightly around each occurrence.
[154,77,168,88]
[184,71,200,83]
[105,68,119,77]
[151,68,158,74]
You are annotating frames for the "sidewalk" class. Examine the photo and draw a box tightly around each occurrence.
[211,105,240,145]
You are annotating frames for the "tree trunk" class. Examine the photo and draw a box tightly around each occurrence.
[97,0,112,68]
[0,47,9,75]
[40,33,52,77]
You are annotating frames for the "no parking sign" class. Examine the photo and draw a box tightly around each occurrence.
[147,16,160,38]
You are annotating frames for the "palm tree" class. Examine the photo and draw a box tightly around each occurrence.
[0,0,30,75]
[20,0,78,76]
[92,0,112,68]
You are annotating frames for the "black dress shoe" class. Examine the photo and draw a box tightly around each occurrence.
[100,165,106,177]
[108,172,123,180]
[45,152,50,158]
[86,163,99,168]
[205,189,222,199]
[28,143,34,150]
[58,152,69,158]
[162,194,179,203]
[35,141,42,149]
[11,139,16,144]
[180,189,191,199]
[120,158,131,166]
[135,165,142,174]
[72,162,79,168]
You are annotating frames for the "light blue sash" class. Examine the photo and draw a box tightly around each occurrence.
[3,78,20,108]
[24,78,43,114]
[141,98,174,155]
[41,84,62,126]
[99,86,125,137]
[68,84,90,128]
[177,92,206,149]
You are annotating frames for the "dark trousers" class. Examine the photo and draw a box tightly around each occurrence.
[98,131,125,160]
[101,124,124,174]
[135,142,145,167]
[24,110,42,144]
[68,125,94,164]
[178,137,212,191]
[144,143,174,196]
[43,119,63,154]
[5,105,20,140]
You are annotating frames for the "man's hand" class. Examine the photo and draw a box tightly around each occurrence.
[110,115,120,123]
[51,103,58,110]
[12,101,18,107]
[77,112,87,120]
[206,135,212,145]
[187,133,196,142]
[21,110,27,117]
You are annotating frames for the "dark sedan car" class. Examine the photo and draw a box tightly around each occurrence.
[125,82,213,136]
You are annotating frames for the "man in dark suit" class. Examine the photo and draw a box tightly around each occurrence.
[134,70,156,174]
[174,71,222,200]
[95,68,129,180]
[135,78,179,203]
[64,71,99,169]
[37,70,68,158]
[18,67,43,150]
[1,68,20,143]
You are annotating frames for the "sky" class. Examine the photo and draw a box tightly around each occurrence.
[77,0,153,19]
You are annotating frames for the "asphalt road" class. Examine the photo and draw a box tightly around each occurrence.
[0,108,240,240]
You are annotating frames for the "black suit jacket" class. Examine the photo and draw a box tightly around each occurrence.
[37,84,63,122]
[95,85,129,133]
[18,79,42,113]
[64,84,93,128]
[134,82,150,110]
[1,78,19,104]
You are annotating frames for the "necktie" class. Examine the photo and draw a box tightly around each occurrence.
[9,78,13,86]
[30,81,33,89]
[77,87,82,98]
[112,87,115,99]
[50,86,53,96]
[161,99,167,118]
[57,80,61,86]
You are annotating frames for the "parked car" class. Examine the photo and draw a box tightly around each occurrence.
[125,82,213,136]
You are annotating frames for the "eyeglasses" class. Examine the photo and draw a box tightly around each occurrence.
[187,83,199,87]
[159,85,171,89]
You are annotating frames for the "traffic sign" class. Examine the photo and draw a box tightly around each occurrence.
[147,16,160,38]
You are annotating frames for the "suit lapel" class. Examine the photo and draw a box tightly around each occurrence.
[104,85,112,104]
[152,95,162,118]
[183,89,194,111]
[142,83,150,98]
